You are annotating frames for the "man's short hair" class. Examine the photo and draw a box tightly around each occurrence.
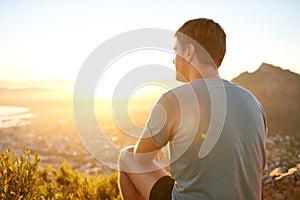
[175,18,226,68]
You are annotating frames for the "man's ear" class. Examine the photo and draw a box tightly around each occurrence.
[185,43,195,61]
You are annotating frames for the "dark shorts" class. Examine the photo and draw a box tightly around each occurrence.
[149,175,175,200]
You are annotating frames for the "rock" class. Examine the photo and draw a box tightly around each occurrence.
[272,192,285,200]
[262,164,300,199]
[262,176,273,185]
[270,167,288,177]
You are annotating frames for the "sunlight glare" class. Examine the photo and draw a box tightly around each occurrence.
[95,49,175,99]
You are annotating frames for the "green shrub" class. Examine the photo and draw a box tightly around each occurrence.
[0,148,40,199]
[0,148,121,200]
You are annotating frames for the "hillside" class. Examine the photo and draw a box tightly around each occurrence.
[232,63,300,137]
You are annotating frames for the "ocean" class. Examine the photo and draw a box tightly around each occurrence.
[0,106,35,128]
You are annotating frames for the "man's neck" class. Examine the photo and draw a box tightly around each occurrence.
[188,64,221,81]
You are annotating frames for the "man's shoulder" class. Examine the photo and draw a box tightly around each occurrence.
[159,82,195,101]
[226,81,266,112]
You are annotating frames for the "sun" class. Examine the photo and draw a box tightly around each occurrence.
[94,49,176,99]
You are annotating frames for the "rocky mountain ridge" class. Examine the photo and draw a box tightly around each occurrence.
[232,63,300,136]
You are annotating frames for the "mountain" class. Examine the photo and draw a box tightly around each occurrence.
[232,63,300,136]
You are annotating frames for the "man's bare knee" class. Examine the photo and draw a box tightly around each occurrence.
[119,145,163,174]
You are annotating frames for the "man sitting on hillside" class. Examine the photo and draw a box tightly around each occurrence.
[118,18,267,200]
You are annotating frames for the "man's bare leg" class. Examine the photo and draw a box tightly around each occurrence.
[118,170,144,200]
[118,146,169,200]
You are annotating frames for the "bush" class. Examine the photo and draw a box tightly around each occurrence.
[0,148,121,200]
[0,149,40,199]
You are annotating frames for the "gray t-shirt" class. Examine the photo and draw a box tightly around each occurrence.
[146,79,267,200]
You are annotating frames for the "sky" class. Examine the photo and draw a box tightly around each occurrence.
[0,0,300,95]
